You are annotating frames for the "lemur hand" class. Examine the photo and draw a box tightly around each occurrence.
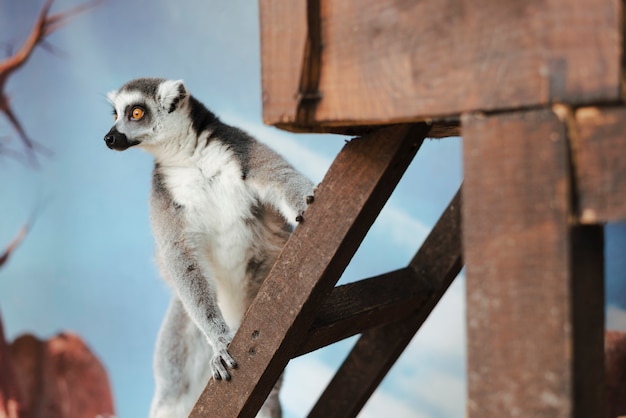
[210,336,237,381]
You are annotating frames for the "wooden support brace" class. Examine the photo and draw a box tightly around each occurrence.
[308,187,463,418]
[190,123,429,417]
[295,267,431,357]
[463,109,605,418]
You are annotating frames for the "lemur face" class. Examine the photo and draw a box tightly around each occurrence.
[104,78,188,151]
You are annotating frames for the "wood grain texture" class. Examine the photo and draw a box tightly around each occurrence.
[260,0,621,132]
[308,188,463,418]
[295,267,431,357]
[574,106,626,223]
[259,0,307,126]
[463,109,604,417]
[189,123,429,417]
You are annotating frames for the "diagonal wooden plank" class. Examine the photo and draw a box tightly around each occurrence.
[190,123,430,417]
[308,187,463,418]
[294,267,431,357]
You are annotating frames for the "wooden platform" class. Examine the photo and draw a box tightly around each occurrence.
[190,1,625,416]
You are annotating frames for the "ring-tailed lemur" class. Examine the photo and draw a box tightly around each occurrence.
[104,78,315,418]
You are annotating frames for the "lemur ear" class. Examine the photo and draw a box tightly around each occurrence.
[106,90,117,105]
[158,79,188,113]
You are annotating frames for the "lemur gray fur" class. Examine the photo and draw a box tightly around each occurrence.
[104,78,315,418]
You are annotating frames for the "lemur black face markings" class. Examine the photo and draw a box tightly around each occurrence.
[105,78,315,418]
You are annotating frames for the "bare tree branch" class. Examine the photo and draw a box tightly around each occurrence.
[0,0,102,162]
[0,198,47,269]
[0,223,29,268]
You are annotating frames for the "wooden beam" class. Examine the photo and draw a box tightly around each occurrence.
[463,109,605,417]
[308,187,463,418]
[294,267,431,357]
[189,123,430,417]
[573,106,626,223]
[260,0,621,132]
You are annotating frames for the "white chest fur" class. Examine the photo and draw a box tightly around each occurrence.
[160,142,258,328]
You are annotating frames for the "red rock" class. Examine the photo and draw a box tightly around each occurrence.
[606,330,626,418]
[0,313,22,418]
[0,312,115,418]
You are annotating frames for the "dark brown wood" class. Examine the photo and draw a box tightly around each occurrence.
[260,0,621,132]
[189,123,430,417]
[463,109,605,417]
[308,188,463,418]
[278,120,462,138]
[295,267,431,357]
[573,106,626,223]
[571,225,605,417]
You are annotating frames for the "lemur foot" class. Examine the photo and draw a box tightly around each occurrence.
[211,336,237,381]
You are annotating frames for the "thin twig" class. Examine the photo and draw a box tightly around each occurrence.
[0,0,102,163]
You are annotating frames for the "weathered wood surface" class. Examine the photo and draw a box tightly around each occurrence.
[573,106,626,223]
[189,123,429,417]
[295,267,431,357]
[308,188,463,418]
[463,109,605,417]
[260,0,621,133]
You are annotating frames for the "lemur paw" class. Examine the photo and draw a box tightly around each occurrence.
[210,336,237,381]
[296,193,315,223]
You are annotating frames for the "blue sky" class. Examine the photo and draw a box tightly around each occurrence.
[0,1,623,418]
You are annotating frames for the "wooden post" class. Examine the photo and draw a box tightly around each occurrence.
[463,109,605,417]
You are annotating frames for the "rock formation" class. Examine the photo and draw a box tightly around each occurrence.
[0,313,115,418]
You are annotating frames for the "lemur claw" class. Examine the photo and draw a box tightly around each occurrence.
[211,352,236,381]
[211,337,237,381]
[297,193,315,222]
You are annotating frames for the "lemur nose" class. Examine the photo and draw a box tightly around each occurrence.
[104,134,116,148]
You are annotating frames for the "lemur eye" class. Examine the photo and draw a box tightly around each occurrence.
[131,106,145,120]
[113,111,118,121]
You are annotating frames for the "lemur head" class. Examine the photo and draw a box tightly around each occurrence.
[104,78,190,151]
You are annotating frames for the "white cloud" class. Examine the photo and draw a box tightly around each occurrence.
[281,355,430,418]
[410,273,466,358]
[281,356,334,417]
[375,204,430,253]
[381,275,466,418]
[362,388,431,418]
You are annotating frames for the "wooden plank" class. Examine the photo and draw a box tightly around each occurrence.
[294,267,431,357]
[308,188,463,418]
[189,123,430,417]
[260,0,621,132]
[259,0,306,126]
[463,109,605,417]
[574,106,626,223]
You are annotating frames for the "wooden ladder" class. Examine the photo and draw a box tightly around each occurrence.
[189,123,464,417]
